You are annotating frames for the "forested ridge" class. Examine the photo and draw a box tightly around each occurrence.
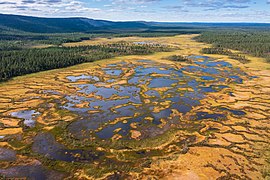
[0,43,173,81]
[196,31,270,62]
[0,32,188,50]
[1,17,270,82]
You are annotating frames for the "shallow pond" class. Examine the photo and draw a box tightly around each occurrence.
[0,55,253,179]
[62,56,247,140]
[10,110,40,127]
[66,74,100,82]
[0,164,66,180]
[32,133,103,162]
[0,148,16,161]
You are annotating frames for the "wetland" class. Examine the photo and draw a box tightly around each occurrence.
[0,35,269,179]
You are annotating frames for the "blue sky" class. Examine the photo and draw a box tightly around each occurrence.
[0,0,270,22]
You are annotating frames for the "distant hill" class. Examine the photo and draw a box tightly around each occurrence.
[1,13,270,34]
[0,14,149,33]
[148,22,270,28]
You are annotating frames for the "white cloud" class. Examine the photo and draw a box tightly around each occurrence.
[111,0,160,4]
[181,0,252,10]
[0,0,100,16]
[0,0,269,22]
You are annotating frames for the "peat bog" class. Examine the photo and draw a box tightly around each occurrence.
[0,35,269,179]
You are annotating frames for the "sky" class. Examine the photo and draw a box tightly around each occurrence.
[0,0,270,22]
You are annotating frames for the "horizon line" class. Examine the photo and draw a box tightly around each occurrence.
[1,13,270,24]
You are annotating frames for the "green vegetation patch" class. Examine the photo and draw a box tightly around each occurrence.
[196,31,270,62]
[165,55,192,63]
[0,43,173,81]
[201,47,250,63]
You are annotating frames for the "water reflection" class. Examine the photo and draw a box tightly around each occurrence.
[64,56,247,139]
[10,110,40,127]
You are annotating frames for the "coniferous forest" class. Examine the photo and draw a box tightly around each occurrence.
[0,43,172,81]
[1,14,270,82]
[196,31,270,62]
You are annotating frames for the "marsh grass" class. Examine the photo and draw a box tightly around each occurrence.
[164,55,192,63]
[201,47,250,64]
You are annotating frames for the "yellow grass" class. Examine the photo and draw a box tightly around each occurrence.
[0,34,269,179]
